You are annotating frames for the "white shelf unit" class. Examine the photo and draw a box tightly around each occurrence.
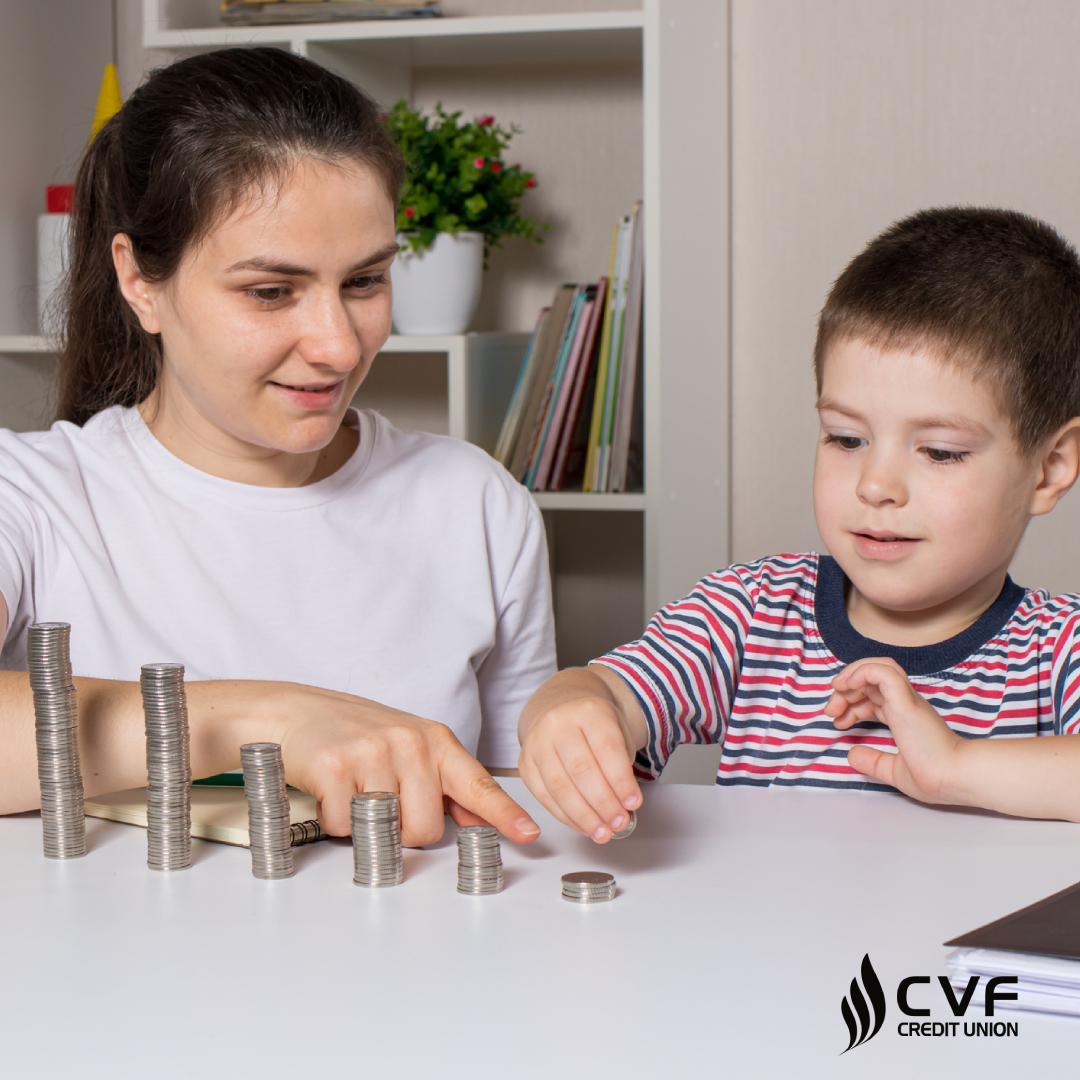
[142,2,729,620]
[0,4,730,664]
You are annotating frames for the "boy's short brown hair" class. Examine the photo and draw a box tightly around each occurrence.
[814,207,1080,453]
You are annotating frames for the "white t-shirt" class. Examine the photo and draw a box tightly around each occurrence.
[0,406,556,768]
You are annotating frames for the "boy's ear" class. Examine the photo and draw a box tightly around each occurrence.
[1031,418,1080,517]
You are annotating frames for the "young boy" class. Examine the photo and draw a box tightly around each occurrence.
[518,207,1080,841]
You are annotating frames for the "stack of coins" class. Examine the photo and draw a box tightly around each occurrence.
[456,825,504,895]
[141,663,191,872]
[561,871,617,903]
[27,622,85,859]
[240,743,295,879]
[351,792,403,887]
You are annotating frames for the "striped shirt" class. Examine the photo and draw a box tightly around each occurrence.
[594,553,1080,790]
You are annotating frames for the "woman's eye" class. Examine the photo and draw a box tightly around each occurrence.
[921,447,969,464]
[824,434,864,451]
[345,274,388,291]
[248,286,288,303]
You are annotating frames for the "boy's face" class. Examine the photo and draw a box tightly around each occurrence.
[813,338,1039,615]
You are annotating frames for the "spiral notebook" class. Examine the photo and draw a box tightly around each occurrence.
[83,784,322,848]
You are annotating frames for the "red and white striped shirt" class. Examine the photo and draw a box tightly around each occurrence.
[594,553,1080,789]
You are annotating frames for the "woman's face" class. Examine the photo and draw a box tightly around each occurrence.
[118,157,398,464]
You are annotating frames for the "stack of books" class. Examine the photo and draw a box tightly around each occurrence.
[220,0,439,25]
[495,200,644,493]
[944,877,1080,1017]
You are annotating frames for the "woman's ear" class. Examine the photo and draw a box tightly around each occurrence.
[111,234,162,335]
[1031,418,1080,516]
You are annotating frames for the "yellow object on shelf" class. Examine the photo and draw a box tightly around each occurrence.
[90,63,122,141]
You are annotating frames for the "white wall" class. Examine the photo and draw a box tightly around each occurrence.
[730,0,1080,597]
[0,0,112,336]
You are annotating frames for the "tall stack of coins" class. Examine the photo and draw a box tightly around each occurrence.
[141,663,191,871]
[456,825,504,895]
[561,871,617,903]
[27,622,85,859]
[351,792,403,887]
[240,742,294,880]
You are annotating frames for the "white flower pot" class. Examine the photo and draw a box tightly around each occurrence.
[392,231,484,335]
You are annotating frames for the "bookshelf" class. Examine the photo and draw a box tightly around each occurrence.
[0,2,729,668]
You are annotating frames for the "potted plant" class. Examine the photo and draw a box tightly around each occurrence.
[384,101,546,335]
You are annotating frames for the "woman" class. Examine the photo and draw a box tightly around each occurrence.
[0,48,555,846]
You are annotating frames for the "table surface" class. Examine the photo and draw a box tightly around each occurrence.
[2,778,1078,1078]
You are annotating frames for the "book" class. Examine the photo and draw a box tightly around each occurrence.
[84,785,322,848]
[596,215,635,491]
[221,2,440,25]
[608,200,644,492]
[550,278,608,490]
[527,287,590,490]
[508,283,577,481]
[943,878,1080,1017]
[494,307,547,466]
[583,224,624,491]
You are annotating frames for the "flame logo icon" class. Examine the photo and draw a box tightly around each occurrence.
[841,954,886,1053]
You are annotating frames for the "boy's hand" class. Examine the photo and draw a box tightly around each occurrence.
[517,666,646,843]
[824,657,967,804]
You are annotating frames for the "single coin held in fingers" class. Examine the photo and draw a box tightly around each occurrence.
[610,809,636,840]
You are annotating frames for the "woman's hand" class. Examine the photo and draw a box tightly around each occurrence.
[250,683,540,847]
[517,666,646,843]
[824,657,966,804]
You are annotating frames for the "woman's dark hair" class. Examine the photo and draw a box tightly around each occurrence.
[59,47,405,426]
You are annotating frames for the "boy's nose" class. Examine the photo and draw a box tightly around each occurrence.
[855,453,908,507]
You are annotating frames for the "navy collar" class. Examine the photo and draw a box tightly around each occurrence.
[814,555,1025,676]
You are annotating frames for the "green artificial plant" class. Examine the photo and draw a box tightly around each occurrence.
[384,100,547,260]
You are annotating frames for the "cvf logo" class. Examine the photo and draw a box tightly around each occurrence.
[840,954,887,1053]
[840,955,1020,1052]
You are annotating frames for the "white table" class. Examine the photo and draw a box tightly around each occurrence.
[2,779,1077,1078]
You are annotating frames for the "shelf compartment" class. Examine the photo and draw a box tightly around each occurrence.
[532,492,644,511]
[145,8,645,68]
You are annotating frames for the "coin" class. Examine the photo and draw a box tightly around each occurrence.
[610,809,637,840]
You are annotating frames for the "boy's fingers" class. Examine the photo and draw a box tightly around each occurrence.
[518,755,580,834]
[554,737,629,835]
[537,748,616,841]
[440,747,539,844]
[848,744,896,785]
[582,721,642,817]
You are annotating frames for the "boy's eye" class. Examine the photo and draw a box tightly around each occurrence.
[823,433,865,451]
[921,447,969,464]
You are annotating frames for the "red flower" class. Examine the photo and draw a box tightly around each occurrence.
[525,178,536,188]
[491,162,502,174]
[473,157,484,169]
[404,207,415,218]
[478,115,495,126]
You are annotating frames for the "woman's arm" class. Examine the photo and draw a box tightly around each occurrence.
[0,596,540,847]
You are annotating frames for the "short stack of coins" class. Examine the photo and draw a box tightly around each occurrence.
[140,663,191,871]
[561,871,617,903]
[351,792,403,887]
[456,825,504,895]
[240,742,294,880]
[27,622,85,859]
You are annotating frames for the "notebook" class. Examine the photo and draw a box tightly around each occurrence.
[944,878,1080,1017]
[84,785,322,848]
